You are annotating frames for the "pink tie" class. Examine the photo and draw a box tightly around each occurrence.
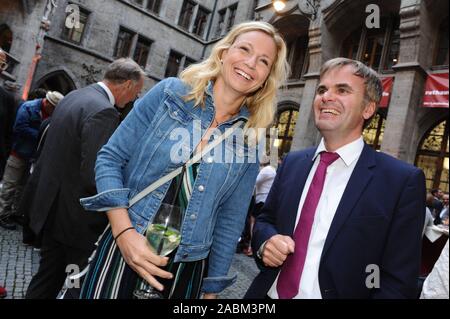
[277,151,340,299]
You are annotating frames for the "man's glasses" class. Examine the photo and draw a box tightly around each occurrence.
[0,61,9,71]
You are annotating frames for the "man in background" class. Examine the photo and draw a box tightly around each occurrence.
[0,89,63,230]
[25,58,145,299]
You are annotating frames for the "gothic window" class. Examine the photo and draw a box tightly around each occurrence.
[363,111,387,150]
[270,106,299,157]
[415,119,449,192]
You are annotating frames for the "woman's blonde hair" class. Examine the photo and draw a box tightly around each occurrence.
[180,21,289,133]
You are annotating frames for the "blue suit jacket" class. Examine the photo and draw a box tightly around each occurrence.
[245,144,426,299]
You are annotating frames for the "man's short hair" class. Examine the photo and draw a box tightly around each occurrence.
[103,58,145,84]
[431,189,441,197]
[320,58,383,128]
[28,88,47,100]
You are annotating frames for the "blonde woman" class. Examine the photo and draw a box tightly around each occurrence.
[76,21,289,299]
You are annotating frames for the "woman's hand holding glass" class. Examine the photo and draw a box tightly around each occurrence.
[115,229,174,291]
[108,208,174,292]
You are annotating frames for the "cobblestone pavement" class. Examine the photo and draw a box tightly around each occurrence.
[0,226,259,299]
[0,227,40,299]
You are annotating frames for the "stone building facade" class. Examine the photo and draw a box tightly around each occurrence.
[1,0,448,191]
[255,0,448,192]
[1,0,258,92]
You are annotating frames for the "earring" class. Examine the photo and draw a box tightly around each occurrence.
[220,59,223,64]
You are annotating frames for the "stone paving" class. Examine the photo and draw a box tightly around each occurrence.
[0,227,40,299]
[0,225,259,299]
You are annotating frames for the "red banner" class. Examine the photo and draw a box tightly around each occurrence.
[380,77,394,108]
[423,73,449,108]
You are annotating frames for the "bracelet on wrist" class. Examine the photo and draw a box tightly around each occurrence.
[114,226,135,241]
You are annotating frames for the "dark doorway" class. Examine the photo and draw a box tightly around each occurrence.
[36,71,77,95]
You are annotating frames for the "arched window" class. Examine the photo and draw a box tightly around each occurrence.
[270,105,299,157]
[341,16,400,73]
[363,111,387,150]
[0,24,13,52]
[415,119,449,192]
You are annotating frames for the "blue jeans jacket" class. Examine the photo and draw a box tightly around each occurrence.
[80,78,259,293]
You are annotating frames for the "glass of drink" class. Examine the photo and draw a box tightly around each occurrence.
[133,203,182,299]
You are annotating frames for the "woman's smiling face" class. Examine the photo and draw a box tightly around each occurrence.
[218,30,277,98]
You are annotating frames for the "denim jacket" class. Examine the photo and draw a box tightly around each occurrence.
[80,78,259,293]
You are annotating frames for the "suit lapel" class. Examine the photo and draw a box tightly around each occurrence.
[321,144,377,259]
[284,149,316,235]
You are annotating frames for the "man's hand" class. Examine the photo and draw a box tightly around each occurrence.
[261,234,295,267]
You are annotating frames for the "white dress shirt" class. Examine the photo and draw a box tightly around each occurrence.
[97,82,115,106]
[420,240,449,299]
[268,136,365,299]
[255,165,277,204]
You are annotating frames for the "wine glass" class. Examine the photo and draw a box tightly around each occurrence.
[133,203,182,299]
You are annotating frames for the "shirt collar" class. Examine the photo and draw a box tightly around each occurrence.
[313,136,365,167]
[97,82,115,106]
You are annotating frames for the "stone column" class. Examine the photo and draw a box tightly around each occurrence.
[290,19,322,151]
[380,0,431,164]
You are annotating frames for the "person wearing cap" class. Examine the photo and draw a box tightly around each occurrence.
[0,90,64,230]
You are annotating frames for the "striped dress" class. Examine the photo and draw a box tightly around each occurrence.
[78,163,206,299]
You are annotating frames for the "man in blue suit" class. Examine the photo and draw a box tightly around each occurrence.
[245,58,426,299]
